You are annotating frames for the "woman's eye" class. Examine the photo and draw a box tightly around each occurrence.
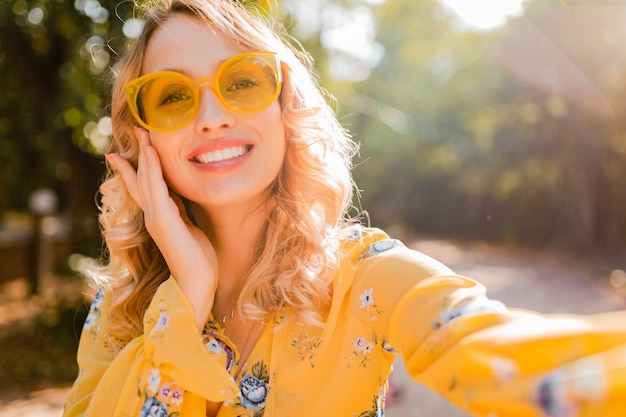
[227,75,257,92]
[160,92,190,105]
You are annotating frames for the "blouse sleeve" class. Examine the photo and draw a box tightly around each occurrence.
[62,277,238,417]
[351,234,626,417]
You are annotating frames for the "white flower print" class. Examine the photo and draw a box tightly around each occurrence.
[359,289,374,309]
[345,336,376,369]
[148,369,161,395]
[491,357,517,382]
[358,288,383,321]
[354,336,373,353]
[154,311,170,332]
[205,339,223,354]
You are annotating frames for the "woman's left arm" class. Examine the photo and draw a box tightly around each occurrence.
[352,236,626,417]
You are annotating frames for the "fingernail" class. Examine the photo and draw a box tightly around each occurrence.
[104,153,116,167]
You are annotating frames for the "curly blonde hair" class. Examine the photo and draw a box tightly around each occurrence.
[92,0,358,341]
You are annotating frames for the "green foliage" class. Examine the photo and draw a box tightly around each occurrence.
[337,0,626,250]
[0,0,129,253]
[1,0,625,253]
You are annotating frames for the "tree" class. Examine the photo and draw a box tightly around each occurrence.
[336,0,626,251]
[0,0,131,254]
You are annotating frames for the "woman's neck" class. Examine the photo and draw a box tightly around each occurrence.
[190,198,272,302]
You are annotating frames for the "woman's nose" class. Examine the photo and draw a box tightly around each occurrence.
[193,88,235,133]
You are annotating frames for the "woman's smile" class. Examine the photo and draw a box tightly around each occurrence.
[188,139,255,173]
[193,145,251,164]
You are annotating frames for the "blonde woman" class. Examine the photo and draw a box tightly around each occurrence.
[63,0,626,416]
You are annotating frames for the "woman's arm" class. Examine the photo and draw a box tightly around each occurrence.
[350,232,626,417]
[390,275,626,416]
[62,279,238,417]
[106,129,218,331]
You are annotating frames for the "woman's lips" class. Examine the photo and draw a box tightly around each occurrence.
[188,139,254,171]
[193,144,251,163]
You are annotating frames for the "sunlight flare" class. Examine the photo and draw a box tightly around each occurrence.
[439,0,527,31]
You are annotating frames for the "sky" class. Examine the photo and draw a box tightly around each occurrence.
[438,0,527,31]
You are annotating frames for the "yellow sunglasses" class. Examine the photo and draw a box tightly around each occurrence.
[124,51,282,132]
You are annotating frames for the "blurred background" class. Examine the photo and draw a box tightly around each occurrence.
[1,0,626,414]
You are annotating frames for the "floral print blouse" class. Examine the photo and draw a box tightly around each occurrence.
[63,227,626,417]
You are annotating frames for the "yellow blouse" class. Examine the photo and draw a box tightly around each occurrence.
[63,227,626,417]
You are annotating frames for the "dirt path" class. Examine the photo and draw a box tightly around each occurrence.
[1,238,624,416]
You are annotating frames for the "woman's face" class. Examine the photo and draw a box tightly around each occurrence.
[140,13,286,211]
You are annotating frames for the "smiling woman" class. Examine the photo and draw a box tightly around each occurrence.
[439,0,527,31]
[60,1,626,417]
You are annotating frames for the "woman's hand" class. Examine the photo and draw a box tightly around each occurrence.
[106,129,217,331]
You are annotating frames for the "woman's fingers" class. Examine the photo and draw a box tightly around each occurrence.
[107,129,172,213]
[134,130,158,206]
[135,129,169,208]
[105,153,143,209]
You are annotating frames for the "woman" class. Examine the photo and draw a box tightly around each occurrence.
[63,0,626,416]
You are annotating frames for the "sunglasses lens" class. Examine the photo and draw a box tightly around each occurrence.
[136,75,195,131]
[218,55,279,112]
[127,53,280,131]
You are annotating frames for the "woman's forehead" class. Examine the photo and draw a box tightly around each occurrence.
[143,14,243,74]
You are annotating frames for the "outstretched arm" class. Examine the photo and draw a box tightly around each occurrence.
[350,233,626,417]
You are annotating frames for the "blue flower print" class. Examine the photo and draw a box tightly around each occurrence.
[533,358,605,417]
[203,331,238,373]
[83,314,96,330]
[535,377,575,417]
[380,336,397,354]
[139,396,169,417]
[92,288,104,307]
[438,288,506,327]
[359,239,403,260]
[344,228,363,243]
[237,360,270,413]
[239,374,268,409]
[83,289,104,331]
[83,289,104,341]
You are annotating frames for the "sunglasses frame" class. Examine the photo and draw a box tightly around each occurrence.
[124,51,282,132]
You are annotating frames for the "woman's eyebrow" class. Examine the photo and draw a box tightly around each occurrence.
[150,57,230,77]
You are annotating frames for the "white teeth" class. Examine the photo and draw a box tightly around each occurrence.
[195,145,248,163]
